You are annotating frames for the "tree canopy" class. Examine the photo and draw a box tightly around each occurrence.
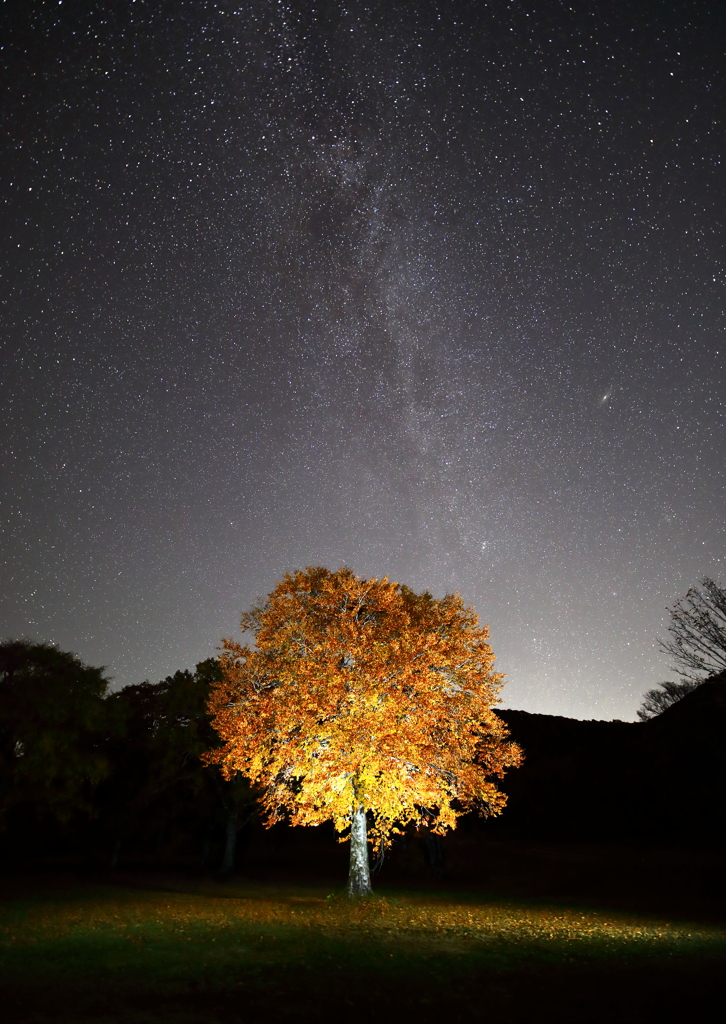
[206,566,522,892]
[104,659,253,871]
[0,640,111,825]
[636,678,702,721]
[637,577,726,720]
[658,577,726,682]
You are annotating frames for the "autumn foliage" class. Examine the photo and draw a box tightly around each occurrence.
[206,567,522,860]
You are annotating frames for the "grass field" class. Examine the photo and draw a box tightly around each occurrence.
[1,872,725,1023]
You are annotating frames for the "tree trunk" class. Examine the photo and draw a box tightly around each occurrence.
[347,804,372,897]
[200,821,214,868]
[110,808,127,869]
[153,825,165,864]
[110,831,122,870]
[219,805,238,875]
[423,831,443,877]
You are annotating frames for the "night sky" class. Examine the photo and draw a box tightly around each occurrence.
[1,1,724,720]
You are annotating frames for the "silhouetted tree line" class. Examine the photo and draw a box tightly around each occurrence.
[0,642,255,872]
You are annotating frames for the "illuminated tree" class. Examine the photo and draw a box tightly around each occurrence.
[206,567,522,895]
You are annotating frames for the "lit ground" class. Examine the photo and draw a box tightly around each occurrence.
[1,874,724,1022]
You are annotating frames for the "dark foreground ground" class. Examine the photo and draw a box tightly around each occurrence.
[1,839,724,1024]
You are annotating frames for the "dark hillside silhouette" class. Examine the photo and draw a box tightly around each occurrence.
[495,670,726,844]
[644,670,726,725]
[635,672,726,841]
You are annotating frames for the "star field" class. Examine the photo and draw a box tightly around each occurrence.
[1,0,724,719]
